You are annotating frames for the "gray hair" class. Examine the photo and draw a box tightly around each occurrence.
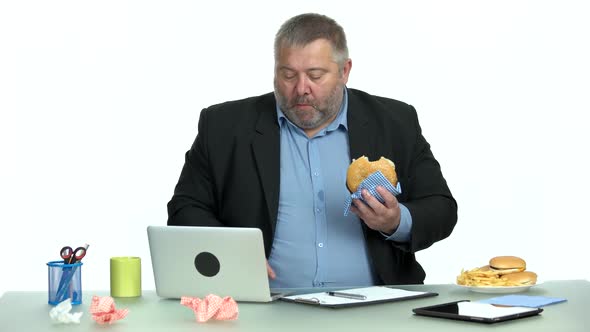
[274,13,349,70]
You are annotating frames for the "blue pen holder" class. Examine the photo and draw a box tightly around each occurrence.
[47,260,83,305]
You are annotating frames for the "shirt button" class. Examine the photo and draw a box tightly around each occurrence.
[313,172,319,176]
[316,208,321,213]
[318,243,324,248]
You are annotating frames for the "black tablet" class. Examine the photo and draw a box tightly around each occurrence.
[413,300,543,324]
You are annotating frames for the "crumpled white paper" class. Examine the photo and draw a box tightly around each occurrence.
[49,298,83,324]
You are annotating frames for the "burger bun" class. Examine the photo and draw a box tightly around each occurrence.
[346,156,398,193]
[489,256,526,274]
[502,271,538,286]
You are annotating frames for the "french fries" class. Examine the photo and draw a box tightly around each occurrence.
[456,267,523,287]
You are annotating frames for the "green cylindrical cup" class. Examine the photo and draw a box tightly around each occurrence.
[110,257,141,297]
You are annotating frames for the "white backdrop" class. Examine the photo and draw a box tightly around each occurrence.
[1,1,589,297]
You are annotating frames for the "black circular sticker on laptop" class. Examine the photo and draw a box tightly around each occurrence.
[194,252,220,277]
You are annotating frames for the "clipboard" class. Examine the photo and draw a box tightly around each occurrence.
[281,286,438,308]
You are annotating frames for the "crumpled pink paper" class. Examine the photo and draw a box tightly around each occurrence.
[180,295,239,323]
[90,295,129,324]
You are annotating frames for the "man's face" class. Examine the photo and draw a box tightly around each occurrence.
[274,39,351,132]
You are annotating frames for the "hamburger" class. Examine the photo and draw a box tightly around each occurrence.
[457,256,538,287]
[489,256,527,274]
[346,156,398,193]
[501,271,538,286]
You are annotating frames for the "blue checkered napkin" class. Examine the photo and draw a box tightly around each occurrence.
[344,170,402,216]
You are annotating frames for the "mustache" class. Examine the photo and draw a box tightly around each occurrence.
[288,96,316,109]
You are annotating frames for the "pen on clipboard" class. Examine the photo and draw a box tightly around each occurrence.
[327,291,367,300]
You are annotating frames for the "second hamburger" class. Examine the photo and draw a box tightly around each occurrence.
[489,256,527,274]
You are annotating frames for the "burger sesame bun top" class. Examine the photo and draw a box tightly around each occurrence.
[489,256,526,274]
[346,156,398,193]
[502,271,538,285]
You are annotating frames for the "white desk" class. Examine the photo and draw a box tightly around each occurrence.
[1,280,588,331]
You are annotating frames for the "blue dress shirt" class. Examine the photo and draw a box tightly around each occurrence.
[268,89,412,288]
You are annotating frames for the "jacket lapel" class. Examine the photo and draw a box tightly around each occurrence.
[346,89,375,237]
[347,90,374,161]
[252,95,281,233]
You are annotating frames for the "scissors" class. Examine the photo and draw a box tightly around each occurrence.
[60,244,89,264]
[55,244,89,302]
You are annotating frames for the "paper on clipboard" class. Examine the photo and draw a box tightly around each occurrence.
[281,286,437,308]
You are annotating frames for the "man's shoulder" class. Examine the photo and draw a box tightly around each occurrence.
[347,88,413,110]
[198,92,277,133]
[347,88,417,123]
[206,92,275,113]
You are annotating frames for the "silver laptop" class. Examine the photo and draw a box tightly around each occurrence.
[147,225,284,302]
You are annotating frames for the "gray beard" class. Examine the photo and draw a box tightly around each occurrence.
[274,83,344,130]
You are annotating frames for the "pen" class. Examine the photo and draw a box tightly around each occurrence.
[327,291,367,300]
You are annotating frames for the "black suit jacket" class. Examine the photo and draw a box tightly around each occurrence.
[167,88,458,285]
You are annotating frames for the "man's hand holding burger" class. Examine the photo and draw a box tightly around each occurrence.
[350,186,401,234]
[346,156,401,234]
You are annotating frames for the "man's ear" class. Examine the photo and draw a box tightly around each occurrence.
[341,59,352,83]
